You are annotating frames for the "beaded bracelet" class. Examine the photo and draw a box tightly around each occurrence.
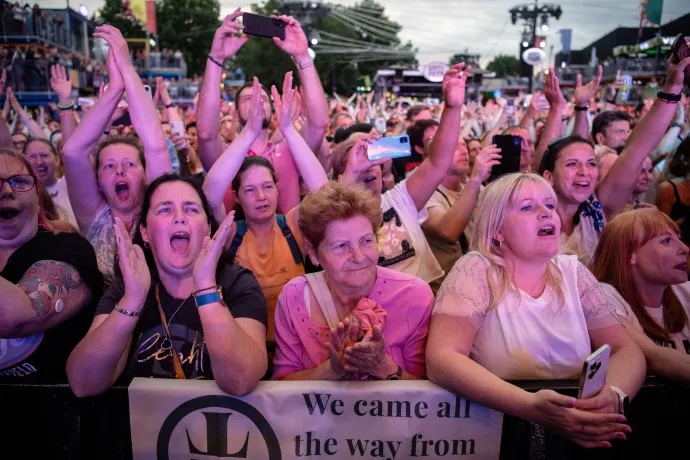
[115,304,141,317]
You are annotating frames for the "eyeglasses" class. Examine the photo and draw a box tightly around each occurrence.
[0,175,36,192]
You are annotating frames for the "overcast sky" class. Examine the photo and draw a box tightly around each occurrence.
[44,0,689,67]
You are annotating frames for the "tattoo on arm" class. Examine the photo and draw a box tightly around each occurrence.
[18,260,84,317]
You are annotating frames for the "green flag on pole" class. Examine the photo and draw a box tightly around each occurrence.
[646,0,664,26]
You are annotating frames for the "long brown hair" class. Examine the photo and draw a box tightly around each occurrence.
[590,208,687,341]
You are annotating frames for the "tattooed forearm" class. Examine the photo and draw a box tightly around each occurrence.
[18,260,84,317]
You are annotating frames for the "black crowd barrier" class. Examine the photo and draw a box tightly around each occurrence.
[2,377,687,459]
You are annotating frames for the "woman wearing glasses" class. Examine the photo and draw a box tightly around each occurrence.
[536,58,690,264]
[0,149,102,383]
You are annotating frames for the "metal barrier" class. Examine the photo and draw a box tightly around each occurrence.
[2,377,686,459]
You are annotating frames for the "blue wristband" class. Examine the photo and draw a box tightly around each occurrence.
[194,289,223,308]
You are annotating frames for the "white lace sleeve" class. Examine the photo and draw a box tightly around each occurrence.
[577,262,621,330]
[433,252,491,329]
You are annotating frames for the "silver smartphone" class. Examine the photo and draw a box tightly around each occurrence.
[577,344,611,399]
[367,135,411,161]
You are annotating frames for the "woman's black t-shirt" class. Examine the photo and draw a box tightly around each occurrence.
[94,263,267,380]
[0,230,103,383]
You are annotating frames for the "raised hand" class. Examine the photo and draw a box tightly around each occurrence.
[664,54,690,94]
[340,134,386,180]
[50,64,73,105]
[574,65,603,106]
[442,63,472,108]
[103,41,124,92]
[156,76,173,107]
[210,9,248,62]
[193,211,235,291]
[272,15,309,60]
[543,68,566,108]
[114,217,151,308]
[244,77,265,137]
[471,145,502,183]
[94,25,131,70]
[271,71,296,134]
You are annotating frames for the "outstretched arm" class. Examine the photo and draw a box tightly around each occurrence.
[272,71,328,193]
[94,25,172,182]
[62,48,124,233]
[198,9,248,170]
[273,15,328,154]
[406,63,470,211]
[532,69,566,171]
[598,56,690,218]
[572,66,602,139]
[203,77,262,222]
[50,64,77,144]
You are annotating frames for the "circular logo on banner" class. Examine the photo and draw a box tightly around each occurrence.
[423,62,450,82]
[522,48,546,66]
[157,395,281,460]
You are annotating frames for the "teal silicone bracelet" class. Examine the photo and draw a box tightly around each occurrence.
[194,290,221,308]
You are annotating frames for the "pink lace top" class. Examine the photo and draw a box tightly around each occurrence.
[272,266,433,380]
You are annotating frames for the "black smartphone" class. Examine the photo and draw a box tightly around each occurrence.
[242,13,286,40]
[489,134,522,181]
[670,34,690,90]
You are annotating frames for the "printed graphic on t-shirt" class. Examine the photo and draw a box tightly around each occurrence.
[378,207,416,269]
[0,334,43,377]
[656,338,690,355]
[135,323,207,379]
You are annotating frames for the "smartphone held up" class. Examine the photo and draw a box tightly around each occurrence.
[242,13,286,40]
[367,135,412,161]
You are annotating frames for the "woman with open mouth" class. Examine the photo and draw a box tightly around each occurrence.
[0,149,102,384]
[61,26,172,286]
[427,173,646,450]
[203,73,329,340]
[591,208,690,386]
[536,57,690,265]
[327,63,472,285]
[66,175,268,396]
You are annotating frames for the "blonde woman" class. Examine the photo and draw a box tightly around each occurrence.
[426,173,646,449]
[591,208,690,386]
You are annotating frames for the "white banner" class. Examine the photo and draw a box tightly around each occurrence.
[129,379,503,460]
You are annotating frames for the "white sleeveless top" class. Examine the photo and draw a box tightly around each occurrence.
[434,252,619,380]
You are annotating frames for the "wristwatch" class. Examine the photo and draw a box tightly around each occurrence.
[609,386,629,415]
[386,365,403,381]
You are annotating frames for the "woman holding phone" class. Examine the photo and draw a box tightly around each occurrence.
[427,173,646,449]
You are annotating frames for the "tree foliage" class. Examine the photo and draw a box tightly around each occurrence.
[155,0,221,77]
[486,54,520,78]
[234,0,416,93]
[97,0,222,76]
[96,0,146,38]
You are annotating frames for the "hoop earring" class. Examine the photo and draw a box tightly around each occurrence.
[492,238,502,249]
[144,241,150,249]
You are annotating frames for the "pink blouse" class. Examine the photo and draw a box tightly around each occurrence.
[272,266,434,380]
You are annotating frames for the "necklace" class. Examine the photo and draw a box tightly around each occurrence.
[167,294,191,326]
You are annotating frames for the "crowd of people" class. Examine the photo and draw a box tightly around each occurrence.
[2,9,690,450]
